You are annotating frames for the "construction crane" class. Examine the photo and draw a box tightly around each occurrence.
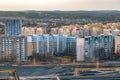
[0,69,20,80]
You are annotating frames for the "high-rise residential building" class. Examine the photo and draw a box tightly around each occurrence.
[0,36,27,61]
[76,34,114,61]
[32,35,52,57]
[5,19,22,36]
[32,35,76,57]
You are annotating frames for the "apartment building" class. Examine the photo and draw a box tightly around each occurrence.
[5,19,22,36]
[0,36,27,61]
[76,34,114,61]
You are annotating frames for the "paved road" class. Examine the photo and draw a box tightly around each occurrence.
[59,75,120,79]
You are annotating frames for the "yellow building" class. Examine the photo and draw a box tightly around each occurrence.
[27,36,33,57]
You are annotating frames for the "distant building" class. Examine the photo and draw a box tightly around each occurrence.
[5,19,22,36]
[29,27,35,35]
[22,27,43,36]
[58,28,64,36]
[76,29,80,37]
[113,29,120,35]
[21,27,29,36]
[36,27,43,35]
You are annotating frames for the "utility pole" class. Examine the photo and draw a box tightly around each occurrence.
[96,58,100,70]
[74,68,80,77]
[33,53,36,65]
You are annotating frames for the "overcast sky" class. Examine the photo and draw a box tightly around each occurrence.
[0,0,120,11]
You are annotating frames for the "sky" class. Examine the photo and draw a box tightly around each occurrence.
[0,0,120,11]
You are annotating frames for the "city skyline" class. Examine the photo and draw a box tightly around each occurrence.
[0,0,119,11]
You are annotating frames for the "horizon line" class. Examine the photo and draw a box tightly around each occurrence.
[0,10,120,12]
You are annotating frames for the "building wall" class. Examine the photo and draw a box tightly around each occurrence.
[32,35,39,54]
[76,38,84,61]
[66,37,76,56]
[38,36,44,56]
[57,36,67,55]
[115,36,120,54]
[53,35,59,54]
[27,36,33,56]
[84,37,90,58]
